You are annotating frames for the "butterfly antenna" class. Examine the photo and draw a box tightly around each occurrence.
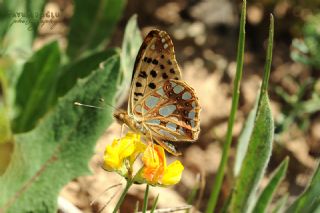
[74,100,117,111]
[98,98,118,110]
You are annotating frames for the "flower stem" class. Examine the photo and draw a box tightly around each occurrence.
[113,179,134,213]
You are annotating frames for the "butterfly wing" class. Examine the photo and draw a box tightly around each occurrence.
[128,29,182,117]
[128,29,201,155]
[134,80,200,142]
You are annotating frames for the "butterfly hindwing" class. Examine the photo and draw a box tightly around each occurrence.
[135,80,200,142]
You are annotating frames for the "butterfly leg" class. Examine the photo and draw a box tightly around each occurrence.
[120,123,126,138]
[144,126,157,161]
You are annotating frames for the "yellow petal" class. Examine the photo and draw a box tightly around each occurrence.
[161,160,184,185]
[130,139,147,166]
[103,139,121,170]
[103,135,135,170]
[142,144,165,169]
[118,137,135,159]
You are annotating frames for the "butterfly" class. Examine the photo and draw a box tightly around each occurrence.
[114,29,200,156]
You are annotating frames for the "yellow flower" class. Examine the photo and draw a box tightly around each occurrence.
[103,133,183,186]
[103,133,145,176]
[140,144,184,186]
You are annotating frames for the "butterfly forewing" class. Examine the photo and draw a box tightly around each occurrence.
[128,30,182,117]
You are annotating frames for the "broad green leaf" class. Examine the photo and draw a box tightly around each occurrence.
[234,91,259,177]
[117,14,142,106]
[229,93,274,213]
[253,157,289,213]
[56,48,118,98]
[0,54,121,213]
[12,41,61,133]
[285,161,320,213]
[67,0,125,59]
[229,15,274,213]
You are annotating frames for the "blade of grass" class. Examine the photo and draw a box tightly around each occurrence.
[143,184,150,213]
[150,194,159,213]
[205,0,246,212]
[252,157,289,213]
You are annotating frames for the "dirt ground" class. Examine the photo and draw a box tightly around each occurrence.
[54,0,320,212]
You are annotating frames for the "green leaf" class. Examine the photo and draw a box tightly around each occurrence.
[253,157,289,213]
[0,54,121,213]
[12,41,61,133]
[229,93,274,213]
[285,161,320,213]
[229,15,274,213]
[117,14,142,105]
[56,48,118,98]
[234,91,259,177]
[67,0,125,59]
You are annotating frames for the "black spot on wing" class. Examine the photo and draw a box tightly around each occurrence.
[150,70,157,78]
[152,59,158,65]
[134,92,144,97]
[138,71,147,78]
[162,73,168,79]
[136,82,142,87]
[148,83,156,89]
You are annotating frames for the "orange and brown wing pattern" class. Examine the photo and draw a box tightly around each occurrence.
[128,29,182,117]
[134,80,200,142]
